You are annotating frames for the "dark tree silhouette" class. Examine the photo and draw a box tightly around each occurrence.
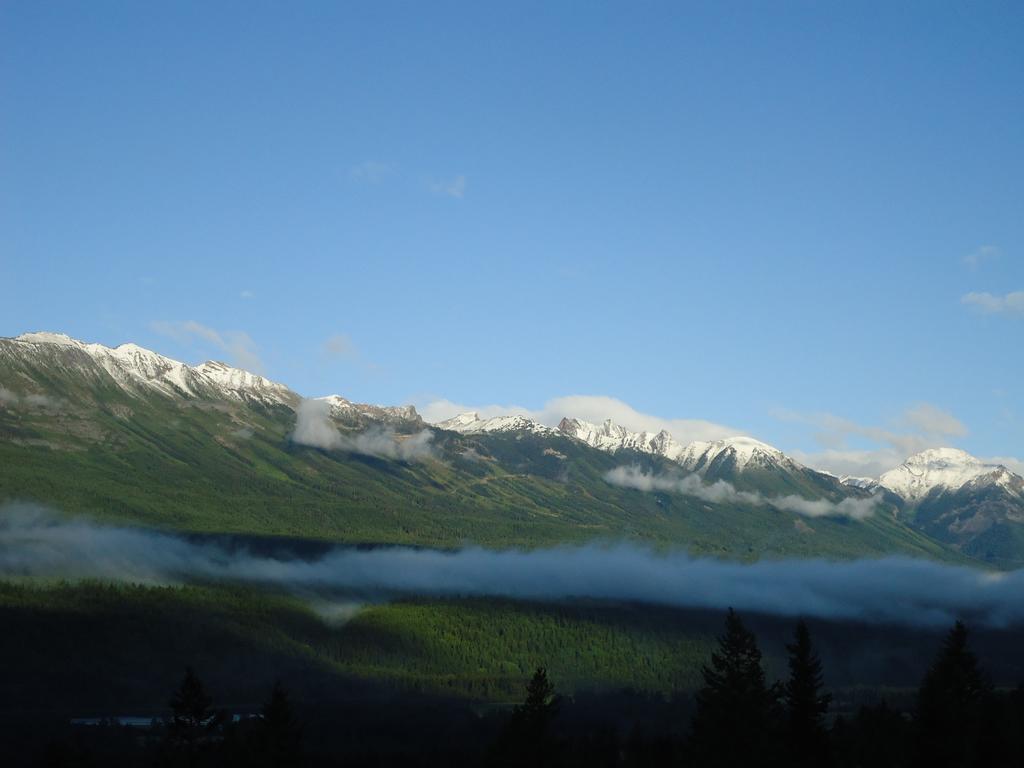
[490,667,561,767]
[519,666,557,723]
[784,620,831,766]
[161,667,225,768]
[257,681,302,768]
[915,621,991,768]
[689,608,780,768]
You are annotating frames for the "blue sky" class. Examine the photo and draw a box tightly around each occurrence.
[2,1,1021,475]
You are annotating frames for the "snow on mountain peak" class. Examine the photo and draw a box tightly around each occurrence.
[676,435,794,473]
[436,412,557,436]
[557,417,689,461]
[193,360,293,402]
[317,395,420,423]
[9,331,294,405]
[555,417,799,474]
[840,475,879,490]
[878,447,1015,500]
[16,331,82,347]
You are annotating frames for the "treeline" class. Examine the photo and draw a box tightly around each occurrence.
[490,611,1024,768]
[15,611,1024,767]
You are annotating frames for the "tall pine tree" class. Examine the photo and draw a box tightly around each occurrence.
[161,667,225,768]
[916,621,991,768]
[689,609,780,768]
[490,667,560,768]
[783,620,831,767]
[257,681,302,768]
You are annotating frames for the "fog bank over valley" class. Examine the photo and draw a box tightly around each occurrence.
[1,504,1020,629]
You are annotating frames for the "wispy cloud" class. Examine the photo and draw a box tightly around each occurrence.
[775,404,970,478]
[963,245,1000,269]
[9,504,1023,628]
[292,399,435,461]
[961,291,1024,316]
[0,387,63,411]
[292,399,342,450]
[151,320,264,374]
[430,175,467,199]
[604,466,879,520]
[901,403,967,438]
[982,455,1024,476]
[322,333,358,361]
[350,161,396,184]
[420,395,741,445]
[240,289,255,300]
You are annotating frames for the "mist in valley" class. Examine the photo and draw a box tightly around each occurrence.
[2,503,1022,629]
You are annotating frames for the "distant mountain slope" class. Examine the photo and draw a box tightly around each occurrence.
[6,331,296,406]
[555,416,854,502]
[0,332,970,562]
[864,448,1024,566]
[436,411,559,436]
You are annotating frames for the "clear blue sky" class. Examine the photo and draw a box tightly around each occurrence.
[2,2,1021,475]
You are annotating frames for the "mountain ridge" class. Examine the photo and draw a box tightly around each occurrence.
[7,332,1018,494]
[3,330,1022,565]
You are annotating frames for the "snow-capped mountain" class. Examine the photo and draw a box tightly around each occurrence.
[674,435,802,474]
[839,475,879,490]
[436,411,810,479]
[435,412,559,436]
[4,331,296,406]
[868,448,1024,564]
[556,417,688,461]
[1,333,428,430]
[12,329,1024,564]
[878,448,1022,501]
[556,416,806,477]
[318,395,422,426]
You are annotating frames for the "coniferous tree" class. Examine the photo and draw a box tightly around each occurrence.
[519,666,557,724]
[784,620,831,767]
[689,609,780,768]
[257,681,302,768]
[490,667,560,768]
[915,621,990,768]
[161,667,225,768]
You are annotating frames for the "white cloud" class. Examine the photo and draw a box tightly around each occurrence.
[982,455,1024,476]
[420,396,1021,483]
[323,333,358,361]
[901,403,967,438]
[151,320,264,374]
[0,387,17,407]
[776,404,982,478]
[604,466,878,520]
[292,399,435,461]
[350,161,396,184]
[786,448,905,480]
[430,175,467,199]
[0,387,63,411]
[419,394,741,444]
[292,399,342,450]
[345,427,436,462]
[961,291,1024,315]
[240,290,255,300]
[963,245,1000,269]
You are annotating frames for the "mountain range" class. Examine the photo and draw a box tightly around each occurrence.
[2,331,1022,565]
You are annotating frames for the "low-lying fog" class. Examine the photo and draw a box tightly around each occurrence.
[1,503,1021,629]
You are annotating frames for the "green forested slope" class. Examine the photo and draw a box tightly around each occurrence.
[0,336,962,561]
